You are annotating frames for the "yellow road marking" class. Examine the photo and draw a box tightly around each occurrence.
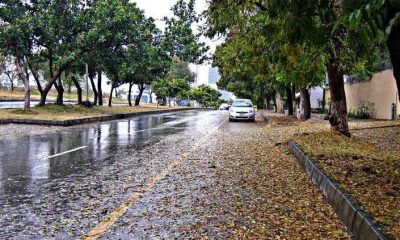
[81,118,227,240]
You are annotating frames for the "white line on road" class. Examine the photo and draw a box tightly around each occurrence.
[46,146,88,159]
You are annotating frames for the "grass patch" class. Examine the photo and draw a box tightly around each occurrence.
[294,132,400,239]
[0,103,185,121]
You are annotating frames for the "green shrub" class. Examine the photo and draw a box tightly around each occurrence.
[348,101,375,119]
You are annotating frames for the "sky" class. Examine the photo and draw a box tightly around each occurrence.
[133,0,222,86]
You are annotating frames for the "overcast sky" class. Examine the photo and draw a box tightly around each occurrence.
[133,0,222,85]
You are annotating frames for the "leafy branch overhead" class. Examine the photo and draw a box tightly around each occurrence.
[163,0,209,64]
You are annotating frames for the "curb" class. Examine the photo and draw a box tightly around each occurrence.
[288,141,394,240]
[0,108,200,127]
[350,124,400,131]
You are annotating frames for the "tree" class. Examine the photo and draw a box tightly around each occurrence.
[23,0,86,106]
[189,84,222,108]
[0,55,18,92]
[0,0,33,110]
[205,0,379,135]
[121,27,171,107]
[348,1,400,102]
[152,78,190,107]
[140,0,209,108]
[163,0,209,64]
[167,58,197,83]
[88,1,154,107]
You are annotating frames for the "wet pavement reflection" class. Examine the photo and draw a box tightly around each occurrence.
[0,109,230,238]
[0,110,217,198]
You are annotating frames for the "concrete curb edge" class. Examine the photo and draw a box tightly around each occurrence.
[288,140,394,240]
[0,108,201,127]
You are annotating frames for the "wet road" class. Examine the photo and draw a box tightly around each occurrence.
[0,101,77,109]
[0,110,350,239]
[0,110,229,238]
[0,101,40,109]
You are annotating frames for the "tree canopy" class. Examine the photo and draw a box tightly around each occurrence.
[0,0,208,109]
[205,0,385,135]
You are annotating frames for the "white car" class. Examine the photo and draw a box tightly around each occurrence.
[229,99,255,122]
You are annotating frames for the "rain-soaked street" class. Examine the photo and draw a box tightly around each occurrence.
[0,110,229,238]
[0,110,349,239]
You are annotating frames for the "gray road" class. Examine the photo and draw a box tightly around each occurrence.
[0,101,81,109]
[0,101,129,109]
[0,110,229,239]
[0,101,41,109]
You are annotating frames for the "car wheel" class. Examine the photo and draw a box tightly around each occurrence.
[229,118,234,122]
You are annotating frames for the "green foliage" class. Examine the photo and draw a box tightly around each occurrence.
[152,78,190,103]
[206,0,331,106]
[346,0,400,35]
[167,58,196,83]
[0,0,206,107]
[188,84,221,107]
[163,0,209,64]
[348,101,376,119]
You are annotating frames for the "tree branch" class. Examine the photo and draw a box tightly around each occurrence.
[254,1,267,11]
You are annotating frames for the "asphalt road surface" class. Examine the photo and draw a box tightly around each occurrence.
[0,110,349,239]
[0,101,78,109]
[0,110,231,239]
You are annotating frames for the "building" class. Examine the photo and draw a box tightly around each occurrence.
[208,67,220,85]
[295,87,324,109]
[325,70,399,120]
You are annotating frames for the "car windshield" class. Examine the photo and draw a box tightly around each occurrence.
[232,101,252,107]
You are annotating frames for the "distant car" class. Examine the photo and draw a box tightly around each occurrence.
[177,100,190,106]
[219,103,230,110]
[229,99,255,122]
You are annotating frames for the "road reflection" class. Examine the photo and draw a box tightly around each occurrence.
[0,110,208,198]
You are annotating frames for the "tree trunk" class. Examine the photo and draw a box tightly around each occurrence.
[327,63,350,136]
[11,81,14,92]
[38,74,64,106]
[264,95,271,110]
[291,85,296,112]
[54,76,64,105]
[97,71,103,106]
[71,75,82,105]
[275,91,284,113]
[89,75,98,105]
[388,24,400,103]
[148,86,153,103]
[135,84,144,106]
[5,73,14,92]
[128,83,133,107]
[27,57,43,97]
[299,88,311,120]
[322,88,326,110]
[15,57,30,111]
[23,74,30,110]
[286,86,294,116]
[109,86,114,107]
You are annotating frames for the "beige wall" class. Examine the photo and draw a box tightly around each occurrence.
[325,70,399,120]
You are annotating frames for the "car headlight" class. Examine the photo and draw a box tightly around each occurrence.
[249,109,254,113]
